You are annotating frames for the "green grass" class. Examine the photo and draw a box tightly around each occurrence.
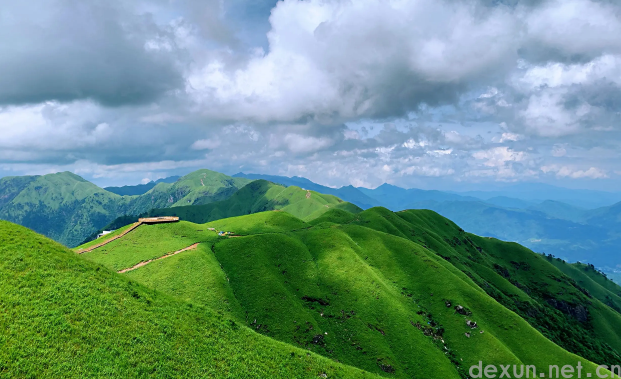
[80,221,219,272]
[0,169,253,248]
[0,221,383,378]
[131,180,362,227]
[204,211,310,235]
[355,207,621,365]
[125,244,245,318]
[306,208,359,226]
[73,222,137,251]
[86,209,617,378]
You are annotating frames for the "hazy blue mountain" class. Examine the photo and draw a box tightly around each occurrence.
[358,183,481,210]
[408,200,620,267]
[233,172,381,209]
[104,176,181,196]
[455,183,621,209]
[527,200,590,223]
[484,196,535,209]
[585,201,621,236]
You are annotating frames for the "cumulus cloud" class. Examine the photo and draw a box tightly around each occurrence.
[186,0,520,122]
[1,0,621,190]
[0,1,190,106]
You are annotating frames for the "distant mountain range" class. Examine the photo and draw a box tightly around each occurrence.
[234,172,621,274]
[1,168,620,278]
[455,182,621,209]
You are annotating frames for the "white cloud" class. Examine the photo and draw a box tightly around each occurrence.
[2,0,621,190]
[281,134,333,154]
[191,138,221,150]
[517,55,621,90]
[494,133,522,143]
[186,0,519,122]
[519,89,588,137]
[543,165,609,179]
[525,0,621,58]
[473,147,526,167]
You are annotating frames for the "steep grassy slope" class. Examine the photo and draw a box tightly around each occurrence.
[0,221,380,378]
[99,180,362,231]
[353,207,621,365]
[77,210,614,378]
[0,170,252,247]
[548,260,621,313]
[0,172,132,247]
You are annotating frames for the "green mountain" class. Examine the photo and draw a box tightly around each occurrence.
[75,207,621,377]
[233,172,382,209]
[0,172,132,247]
[0,220,379,378]
[141,179,362,223]
[129,169,252,210]
[234,175,621,280]
[104,176,180,196]
[89,179,362,240]
[0,170,252,247]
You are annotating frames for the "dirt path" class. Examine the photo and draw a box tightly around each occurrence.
[117,243,200,274]
[77,222,142,254]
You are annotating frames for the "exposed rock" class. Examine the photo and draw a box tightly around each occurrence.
[455,305,471,315]
[466,320,477,329]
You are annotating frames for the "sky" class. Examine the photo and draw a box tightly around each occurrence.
[1,0,621,191]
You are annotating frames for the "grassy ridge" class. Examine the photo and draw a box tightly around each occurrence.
[135,180,362,226]
[85,209,618,377]
[81,221,218,272]
[0,221,382,378]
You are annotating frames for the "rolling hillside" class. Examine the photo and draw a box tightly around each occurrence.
[231,174,621,279]
[0,221,379,378]
[75,208,621,377]
[0,170,252,247]
[88,180,362,241]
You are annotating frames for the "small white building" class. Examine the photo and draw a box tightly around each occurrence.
[97,230,114,239]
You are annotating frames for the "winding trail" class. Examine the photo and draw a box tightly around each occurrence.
[117,243,200,274]
[77,222,143,254]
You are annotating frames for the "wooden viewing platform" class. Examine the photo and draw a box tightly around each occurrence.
[138,217,180,224]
